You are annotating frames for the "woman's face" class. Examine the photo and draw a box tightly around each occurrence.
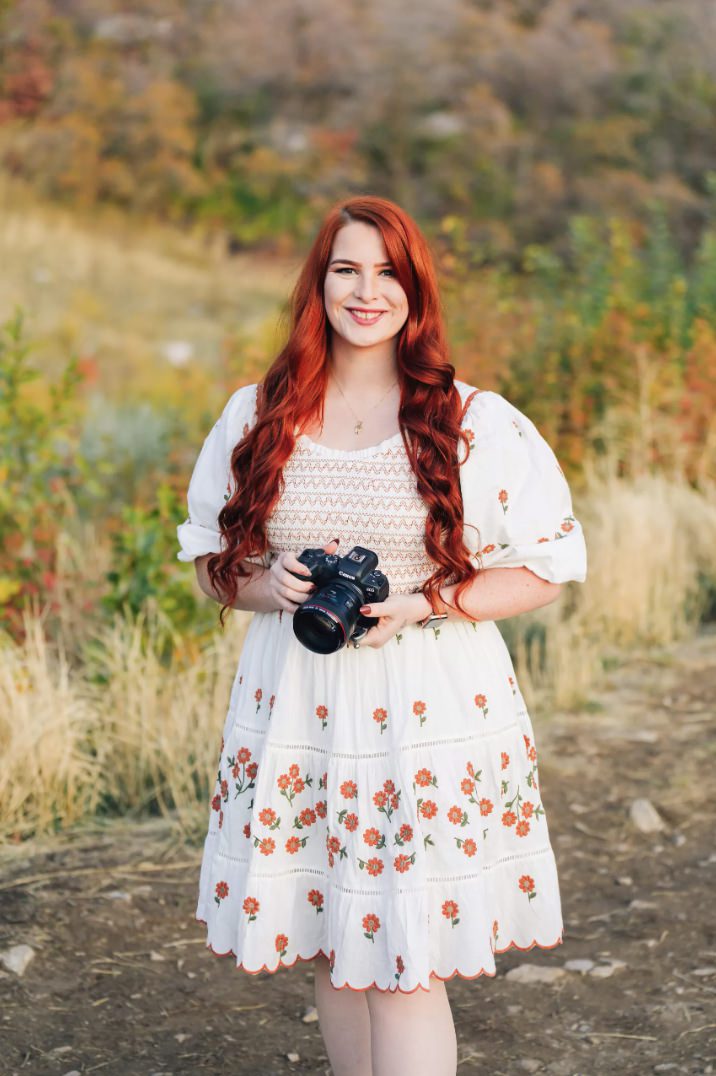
[323,220,409,349]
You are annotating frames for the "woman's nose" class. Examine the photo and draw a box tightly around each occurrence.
[353,274,379,302]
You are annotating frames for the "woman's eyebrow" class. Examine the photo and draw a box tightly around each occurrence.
[328,258,393,267]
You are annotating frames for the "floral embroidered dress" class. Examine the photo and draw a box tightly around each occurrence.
[176,379,587,994]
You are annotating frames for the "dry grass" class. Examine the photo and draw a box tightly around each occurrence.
[512,471,716,710]
[0,601,252,844]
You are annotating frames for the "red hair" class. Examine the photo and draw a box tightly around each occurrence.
[208,194,480,627]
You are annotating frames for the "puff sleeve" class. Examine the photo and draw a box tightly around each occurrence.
[458,389,587,584]
[176,383,258,563]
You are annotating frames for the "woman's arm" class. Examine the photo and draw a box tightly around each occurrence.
[413,567,562,624]
[194,554,276,613]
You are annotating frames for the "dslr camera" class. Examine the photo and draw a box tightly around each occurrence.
[288,545,389,654]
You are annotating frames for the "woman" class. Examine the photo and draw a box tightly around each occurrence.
[177,195,587,1075]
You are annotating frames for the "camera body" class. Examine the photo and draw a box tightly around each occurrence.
[288,545,389,654]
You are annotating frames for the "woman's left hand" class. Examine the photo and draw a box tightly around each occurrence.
[356,593,429,648]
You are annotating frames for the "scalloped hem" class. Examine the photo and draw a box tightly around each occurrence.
[194,915,564,994]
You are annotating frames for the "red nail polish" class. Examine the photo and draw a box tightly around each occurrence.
[360,606,371,614]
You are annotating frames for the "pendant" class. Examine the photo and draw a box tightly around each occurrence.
[354,420,363,434]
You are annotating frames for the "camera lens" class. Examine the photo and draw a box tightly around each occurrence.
[293,581,364,654]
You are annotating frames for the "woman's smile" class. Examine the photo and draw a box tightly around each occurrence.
[345,307,387,325]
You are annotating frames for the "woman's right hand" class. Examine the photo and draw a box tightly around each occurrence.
[266,539,340,613]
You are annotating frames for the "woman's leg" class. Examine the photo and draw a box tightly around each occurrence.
[365,974,457,1076]
[313,954,373,1076]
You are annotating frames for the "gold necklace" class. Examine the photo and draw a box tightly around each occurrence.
[332,375,399,435]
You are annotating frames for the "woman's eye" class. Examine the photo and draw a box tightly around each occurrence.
[333,267,395,276]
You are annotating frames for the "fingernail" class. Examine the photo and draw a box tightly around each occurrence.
[360,606,370,614]
[331,537,340,544]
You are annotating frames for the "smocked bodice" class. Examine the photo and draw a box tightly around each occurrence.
[264,432,438,595]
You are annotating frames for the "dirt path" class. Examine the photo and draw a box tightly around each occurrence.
[1,630,714,1076]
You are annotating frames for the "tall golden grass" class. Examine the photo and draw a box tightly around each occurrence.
[1,471,714,844]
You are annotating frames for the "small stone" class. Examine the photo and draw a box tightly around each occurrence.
[505,964,566,984]
[671,833,686,847]
[629,798,666,833]
[590,959,626,978]
[691,967,716,977]
[175,1033,190,1043]
[564,958,595,974]
[104,890,132,901]
[629,899,659,911]
[301,1005,319,1023]
[517,1061,542,1073]
[0,944,35,976]
[149,950,166,962]
[286,1052,300,1063]
[62,1071,82,1076]
[615,876,633,886]
[653,1065,679,1073]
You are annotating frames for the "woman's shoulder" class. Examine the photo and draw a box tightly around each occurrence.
[453,380,523,433]
[220,382,260,439]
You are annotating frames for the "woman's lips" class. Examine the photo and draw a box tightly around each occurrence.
[346,309,386,326]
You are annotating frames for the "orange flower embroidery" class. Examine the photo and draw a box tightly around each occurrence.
[373,707,388,734]
[413,700,427,726]
[307,889,324,914]
[474,693,489,719]
[275,933,288,957]
[316,704,328,730]
[373,779,401,822]
[357,856,384,876]
[214,880,229,906]
[258,807,279,828]
[340,780,358,799]
[519,874,537,901]
[243,895,259,921]
[297,806,317,829]
[414,768,437,789]
[363,913,381,942]
[277,765,312,805]
[454,837,477,857]
[498,489,509,513]
[442,900,460,926]
[363,827,384,848]
[395,822,413,845]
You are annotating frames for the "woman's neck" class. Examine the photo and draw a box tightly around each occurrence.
[328,336,399,394]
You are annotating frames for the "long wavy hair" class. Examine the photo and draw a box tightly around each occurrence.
[207,194,481,627]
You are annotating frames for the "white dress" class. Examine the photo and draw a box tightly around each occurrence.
[176,380,587,994]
